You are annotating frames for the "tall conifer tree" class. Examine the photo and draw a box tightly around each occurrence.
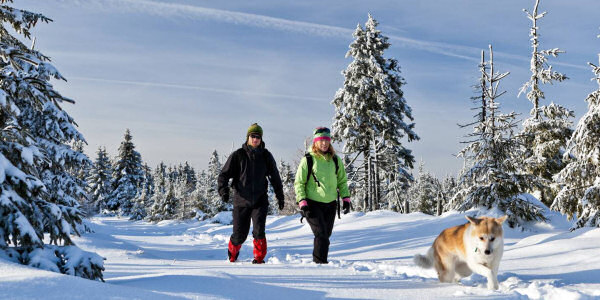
[206,150,226,216]
[87,146,113,212]
[0,1,103,280]
[331,14,418,210]
[518,0,573,206]
[452,46,546,228]
[553,51,600,229]
[107,129,143,215]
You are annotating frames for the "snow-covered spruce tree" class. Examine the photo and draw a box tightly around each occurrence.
[87,146,112,213]
[129,188,149,221]
[331,14,419,211]
[520,103,574,205]
[107,129,143,215]
[163,182,178,220]
[192,169,209,216]
[267,184,277,215]
[181,162,197,187]
[453,45,546,228]
[459,50,489,145]
[130,163,153,220]
[69,140,92,215]
[175,173,196,220]
[174,176,188,219]
[407,161,441,215]
[147,189,165,221]
[440,174,457,215]
[146,161,166,213]
[141,163,154,196]
[553,54,600,230]
[341,155,361,208]
[376,139,414,210]
[206,150,226,216]
[452,50,489,208]
[0,1,103,280]
[15,34,91,244]
[277,160,297,215]
[153,162,167,193]
[148,180,177,221]
[382,167,411,212]
[518,0,573,206]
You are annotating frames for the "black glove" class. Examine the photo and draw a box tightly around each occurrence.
[278,198,284,210]
[300,204,310,219]
[343,200,351,214]
[222,194,229,203]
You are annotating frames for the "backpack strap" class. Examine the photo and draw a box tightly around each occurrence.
[305,153,320,187]
[305,153,340,187]
[332,155,339,175]
[302,153,343,220]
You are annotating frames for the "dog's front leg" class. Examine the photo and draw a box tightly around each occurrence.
[467,261,497,290]
[490,260,501,290]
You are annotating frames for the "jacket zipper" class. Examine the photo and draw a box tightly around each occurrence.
[251,151,255,204]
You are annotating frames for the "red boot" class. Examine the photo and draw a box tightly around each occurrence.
[228,240,241,262]
[252,238,267,264]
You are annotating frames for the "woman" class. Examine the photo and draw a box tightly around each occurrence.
[294,127,351,264]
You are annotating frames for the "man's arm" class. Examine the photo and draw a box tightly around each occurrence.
[218,151,237,199]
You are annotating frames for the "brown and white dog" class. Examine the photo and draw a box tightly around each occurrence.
[414,215,508,290]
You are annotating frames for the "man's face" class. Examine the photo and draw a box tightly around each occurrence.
[248,134,261,147]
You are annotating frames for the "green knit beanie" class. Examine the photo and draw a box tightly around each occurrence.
[247,123,263,138]
[313,127,331,143]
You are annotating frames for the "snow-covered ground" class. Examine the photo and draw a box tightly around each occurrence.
[2,210,600,299]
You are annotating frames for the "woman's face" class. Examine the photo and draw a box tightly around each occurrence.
[316,139,330,153]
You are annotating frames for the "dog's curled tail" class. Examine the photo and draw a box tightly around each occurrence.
[413,247,434,269]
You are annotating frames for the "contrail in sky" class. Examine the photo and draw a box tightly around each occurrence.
[70,76,328,102]
[64,0,491,63]
[63,0,589,69]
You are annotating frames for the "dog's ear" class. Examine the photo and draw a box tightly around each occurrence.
[496,215,508,224]
[465,215,482,225]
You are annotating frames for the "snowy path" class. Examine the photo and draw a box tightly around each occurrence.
[75,215,455,299]
[2,211,600,299]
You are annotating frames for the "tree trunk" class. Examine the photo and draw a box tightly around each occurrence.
[367,155,372,211]
[363,150,370,212]
[374,153,380,210]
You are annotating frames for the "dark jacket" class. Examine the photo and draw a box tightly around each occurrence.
[218,141,284,207]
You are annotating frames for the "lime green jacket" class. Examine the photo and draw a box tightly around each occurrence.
[294,152,350,203]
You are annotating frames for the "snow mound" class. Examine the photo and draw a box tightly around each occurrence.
[209,211,233,225]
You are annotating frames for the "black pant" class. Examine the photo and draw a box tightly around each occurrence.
[305,200,337,263]
[230,204,268,246]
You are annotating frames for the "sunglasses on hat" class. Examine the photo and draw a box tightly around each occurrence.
[314,127,330,134]
[250,134,262,139]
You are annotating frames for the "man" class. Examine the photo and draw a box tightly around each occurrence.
[218,123,284,264]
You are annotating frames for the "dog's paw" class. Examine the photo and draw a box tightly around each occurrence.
[487,281,499,290]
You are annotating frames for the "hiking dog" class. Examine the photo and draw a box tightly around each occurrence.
[414,215,508,290]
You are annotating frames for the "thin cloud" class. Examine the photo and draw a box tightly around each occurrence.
[70,76,328,102]
[61,0,588,69]
[67,0,495,62]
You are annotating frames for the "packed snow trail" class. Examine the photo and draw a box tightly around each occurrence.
[1,210,600,299]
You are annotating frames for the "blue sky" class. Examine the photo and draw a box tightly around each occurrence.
[16,0,600,176]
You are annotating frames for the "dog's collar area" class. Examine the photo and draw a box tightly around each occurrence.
[475,247,479,253]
